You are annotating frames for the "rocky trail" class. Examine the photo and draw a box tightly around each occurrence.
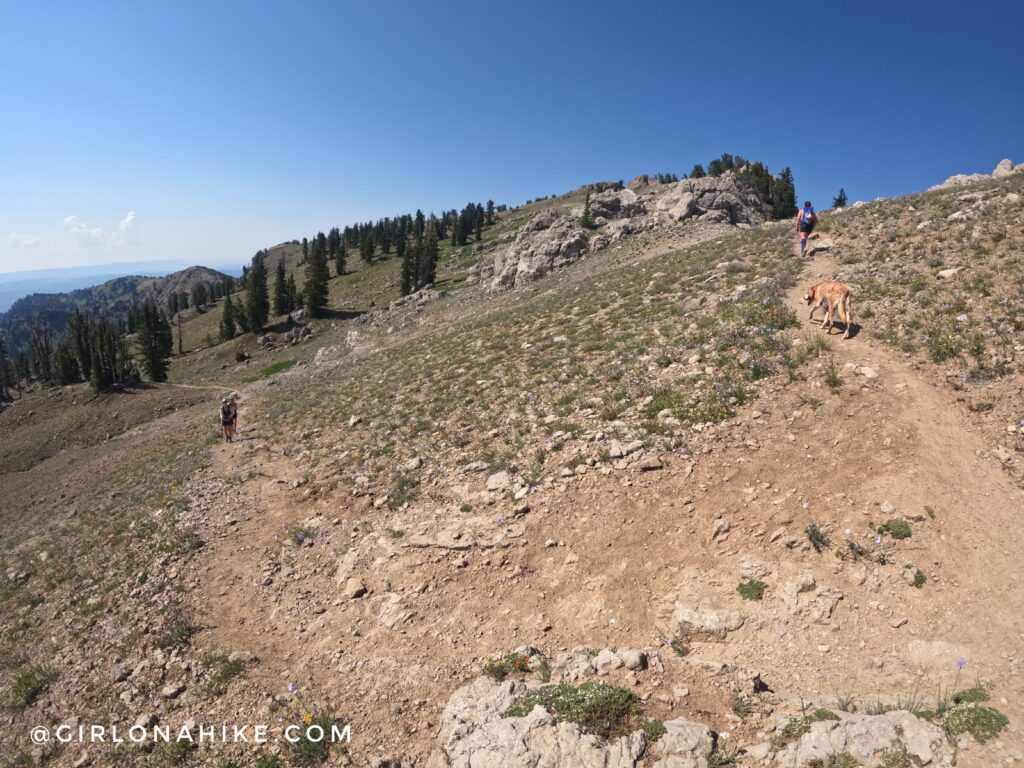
[167,234,1024,766]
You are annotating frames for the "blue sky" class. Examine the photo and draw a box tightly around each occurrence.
[2,0,1022,274]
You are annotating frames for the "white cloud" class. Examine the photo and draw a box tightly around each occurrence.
[109,211,137,246]
[63,211,138,247]
[64,214,106,247]
[8,233,43,248]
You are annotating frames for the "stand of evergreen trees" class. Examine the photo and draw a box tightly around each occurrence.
[2,300,176,394]
[671,153,797,220]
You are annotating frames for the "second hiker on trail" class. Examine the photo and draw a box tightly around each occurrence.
[219,396,238,443]
[797,200,817,256]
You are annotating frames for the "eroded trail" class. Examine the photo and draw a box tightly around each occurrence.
[182,246,1024,765]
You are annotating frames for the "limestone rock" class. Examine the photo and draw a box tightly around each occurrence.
[673,601,745,640]
[774,710,954,767]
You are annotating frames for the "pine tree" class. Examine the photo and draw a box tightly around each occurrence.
[335,240,346,277]
[137,303,173,382]
[771,167,798,220]
[485,200,495,225]
[301,237,308,264]
[304,237,330,316]
[274,259,289,316]
[90,319,118,392]
[67,308,93,381]
[0,333,11,401]
[245,252,270,333]
[359,235,374,263]
[400,243,415,296]
[54,336,81,385]
[689,163,706,179]
[286,273,298,312]
[220,293,237,341]
[168,292,179,315]
[832,187,848,208]
[420,226,439,288]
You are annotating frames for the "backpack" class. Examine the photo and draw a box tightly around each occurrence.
[220,404,233,424]
[802,207,816,224]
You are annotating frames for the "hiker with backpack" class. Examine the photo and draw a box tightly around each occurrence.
[797,201,817,256]
[219,396,238,443]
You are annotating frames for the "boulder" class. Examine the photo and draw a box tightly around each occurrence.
[774,710,954,767]
[426,677,647,768]
[673,601,745,640]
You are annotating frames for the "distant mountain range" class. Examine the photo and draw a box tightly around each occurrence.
[0,265,235,352]
[0,260,242,312]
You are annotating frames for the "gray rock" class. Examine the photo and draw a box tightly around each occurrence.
[593,648,624,674]
[161,682,185,699]
[774,710,954,767]
[343,577,367,599]
[651,717,715,768]
[618,649,648,671]
[673,601,745,640]
[426,677,647,768]
[486,471,511,492]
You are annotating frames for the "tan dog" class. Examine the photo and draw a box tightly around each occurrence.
[804,280,854,339]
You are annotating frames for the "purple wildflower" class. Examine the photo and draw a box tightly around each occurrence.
[957,658,967,670]
[874,535,882,545]
[495,515,505,526]
[287,682,297,694]
[802,501,810,509]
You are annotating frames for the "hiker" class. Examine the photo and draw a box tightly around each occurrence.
[219,397,237,443]
[797,200,817,256]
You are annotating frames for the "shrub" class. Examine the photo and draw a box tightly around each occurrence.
[503,682,645,740]
[287,713,344,766]
[737,579,766,601]
[943,703,1008,742]
[912,568,926,588]
[9,666,57,712]
[483,653,530,681]
[805,523,830,552]
[878,519,912,540]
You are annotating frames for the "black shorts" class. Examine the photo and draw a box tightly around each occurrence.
[799,222,815,234]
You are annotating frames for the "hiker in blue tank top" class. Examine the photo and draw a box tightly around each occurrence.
[797,201,817,256]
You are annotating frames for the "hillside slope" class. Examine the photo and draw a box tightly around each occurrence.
[1,171,1022,767]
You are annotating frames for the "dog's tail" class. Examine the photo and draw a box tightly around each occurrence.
[845,293,854,333]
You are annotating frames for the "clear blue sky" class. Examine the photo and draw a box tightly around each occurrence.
[2,0,1022,273]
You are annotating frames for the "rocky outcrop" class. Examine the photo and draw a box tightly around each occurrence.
[774,710,956,767]
[470,209,590,291]
[471,172,768,291]
[425,677,647,768]
[930,157,1023,190]
[427,648,718,768]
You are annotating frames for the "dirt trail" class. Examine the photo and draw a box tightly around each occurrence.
[182,243,1024,764]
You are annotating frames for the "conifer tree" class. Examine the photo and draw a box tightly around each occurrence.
[400,240,415,296]
[771,168,798,220]
[274,259,289,316]
[286,273,298,312]
[220,293,237,341]
[301,237,308,263]
[833,187,848,208]
[245,252,270,333]
[420,226,439,288]
[90,319,118,392]
[335,240,346,277]
[168,292,179,315]
[689,163,706,179]
[0,333,11,401]
[359,235,374,263]
[486,200,495,225]
[67,308,93,382]
[137,303,173,382]
[304,237,330,316]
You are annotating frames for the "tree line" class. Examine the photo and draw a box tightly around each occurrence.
[0,303,174,399]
